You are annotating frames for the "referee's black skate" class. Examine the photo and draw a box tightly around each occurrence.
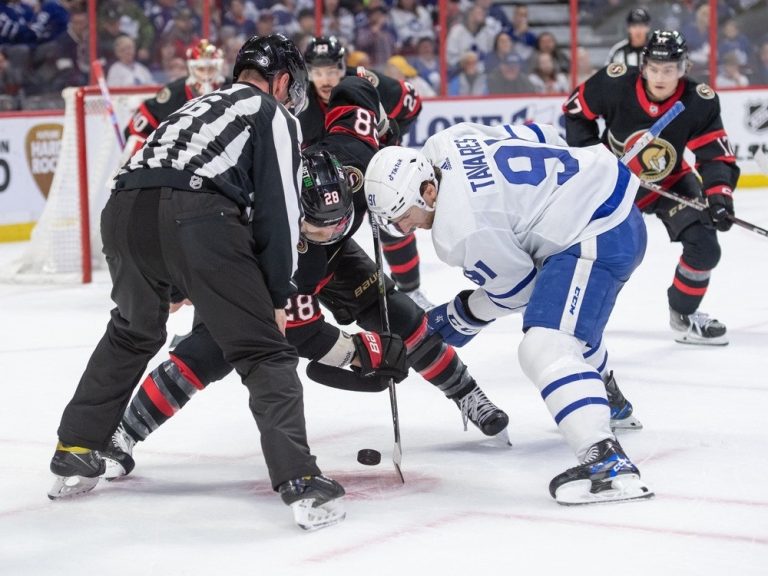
[670,308,728,346]
[454,382,510,443]
[48,442,105,500]
[279,474,346,531]
[604,371,642,431]
[102,422,136,480]
[549,438,653,505]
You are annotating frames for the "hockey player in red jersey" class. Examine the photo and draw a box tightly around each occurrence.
[102,77,510,481]
[299,36,431,309]
[123,39,225,151]
[564,30,739,346]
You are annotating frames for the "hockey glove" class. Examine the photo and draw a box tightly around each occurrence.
[705,186,734,232]
[352,331,409,383]
[426,290,492,348]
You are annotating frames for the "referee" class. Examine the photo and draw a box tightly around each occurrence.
[49,34,345,530]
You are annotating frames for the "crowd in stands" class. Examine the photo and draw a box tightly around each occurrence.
[1,0,767,111]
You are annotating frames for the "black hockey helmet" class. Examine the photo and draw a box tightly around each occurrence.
[301,150,354,245]
[233,34,309,111]
[642,30,687,64]
[304,36,346,69]
[627,7,651,24]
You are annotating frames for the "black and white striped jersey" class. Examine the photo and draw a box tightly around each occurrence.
[114,81,303,307]
[606,39,644,67]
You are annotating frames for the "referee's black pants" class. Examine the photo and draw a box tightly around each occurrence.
[57,187,320,488]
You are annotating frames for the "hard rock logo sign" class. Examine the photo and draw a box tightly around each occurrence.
[25,123,63,198]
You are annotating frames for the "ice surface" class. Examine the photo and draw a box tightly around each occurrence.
[1,191,767,575]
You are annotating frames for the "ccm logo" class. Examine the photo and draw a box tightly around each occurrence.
[568,286,581,315]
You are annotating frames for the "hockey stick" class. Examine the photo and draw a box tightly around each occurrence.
[639,179,768,238]
[369,214,405,483]
[91,60,126,149]
[620,101,685,165]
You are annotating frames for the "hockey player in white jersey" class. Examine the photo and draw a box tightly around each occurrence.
[364,122,653,505]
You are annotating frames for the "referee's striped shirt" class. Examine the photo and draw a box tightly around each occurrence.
[114,82,303,307]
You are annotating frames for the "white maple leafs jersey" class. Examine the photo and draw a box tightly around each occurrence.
[422,122,639,321]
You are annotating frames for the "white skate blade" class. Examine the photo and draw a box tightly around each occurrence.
[48,475,100,500]
[611,414,643,431]
[289,498,346,531]
[555,474,654,506]
[490,428,513,447]
[102,458,128,481]
[674,332,728,346]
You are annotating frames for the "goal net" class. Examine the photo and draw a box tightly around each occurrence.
[2,85,157,283]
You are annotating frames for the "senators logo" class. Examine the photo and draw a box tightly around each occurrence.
[296,238,308,254]
[606,63,627,78]
[345,165,364,193]
[696,83,715,100]
[156,87,171,104]
[609,130,677,182]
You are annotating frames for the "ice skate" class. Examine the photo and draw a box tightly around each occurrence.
[279,474,346,531]
[604,371,642,431]
[48,442,105,500]
[549,438,653,505]
[402,287,436,311]
[454,383,511,444]
[670,309,728,346]
[102,423,136,480]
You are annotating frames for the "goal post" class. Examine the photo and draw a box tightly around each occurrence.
[2,84,157,284]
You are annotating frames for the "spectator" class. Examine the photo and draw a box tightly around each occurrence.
[448,50,487,96]
[411,36,440,93]
[354,6,397,70]
[446,5,498,70]
[296,8,316,37]
[716,50,749,87]
[752,39,768,85]
[681,4,710,79]
[107,35,155,86]
[51,7,89,90]
[445,0,463,31]
[508,4,537,62]
[389,0,435,54]
[148,0,182,37]
[0,47,23,101]
[475,0,511,30]
[528,51,570,94]
[607,7,651,67]
[576,46,596,84]
[158,7,200,61]
[719,18,750,68]
[272,0,301,37]
[0,0,69,46]
[221,0,257,38]
[487,51,535,94]
[347,49,371,68]
[255,10,276,37]
[161,56,188,82]
[386,54,435,96]
[485,30,515,73]
[97,6,125,64]
[536,31,570,74]
[322,0,355,47]
[98,0,155,63]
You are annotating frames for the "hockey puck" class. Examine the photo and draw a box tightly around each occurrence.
[357,448,381,466]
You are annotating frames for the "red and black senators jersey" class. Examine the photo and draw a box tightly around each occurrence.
[563,63,739,206]
[124,78,195,141]
[298,68,422,148]
[284,77,382,360]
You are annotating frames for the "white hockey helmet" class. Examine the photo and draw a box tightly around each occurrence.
[365,146,436,231]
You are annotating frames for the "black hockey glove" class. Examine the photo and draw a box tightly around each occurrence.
[705,187,734,232]
[352,331,409,383]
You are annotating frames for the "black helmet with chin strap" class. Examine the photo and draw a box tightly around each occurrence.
[301,150,354,245]
[233,34,309,112]
[642,30,688,65]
